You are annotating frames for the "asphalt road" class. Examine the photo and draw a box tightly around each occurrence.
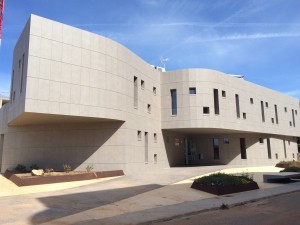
[154,191,300,225]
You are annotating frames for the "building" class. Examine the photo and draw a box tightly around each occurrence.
[0,15,299,173]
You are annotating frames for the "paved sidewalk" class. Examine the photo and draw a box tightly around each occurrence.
[1,166,299,225]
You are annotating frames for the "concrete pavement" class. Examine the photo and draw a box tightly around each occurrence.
[0,165,299,225]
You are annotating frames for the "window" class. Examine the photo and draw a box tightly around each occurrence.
[134,76,138,108]
[275,153,278,159]
[292,109,295,127]
[243,113,246,119]
[154,133,157,142]
[213,138,220,160]
[223,138,230,144]
[265,102,268,108]
[267,138,271,159]
[10,70,14,102]
[137,130,142,141]
[250,98,254,104]
[147,104,151,113]
[141,80,145,89]
[283,140,287,159]
[235,94,240,118]
[203,107,210,114]
[274,105,278,124]
[18,59,21,70]
[170,89,177,115]
[145,132,148,163]
[290,121,292,127]
[259,138,264,143]
[153,87,156,95]
[154,154,157,164]
[284,107,287,112]
[240,138,247,159]
[20,53,25,94]
[295,110,298,115]
[214,89,220,115]
[271,118,274,124]
[189,87,196,94]
[222,90,226,97]
[261,101,265,122]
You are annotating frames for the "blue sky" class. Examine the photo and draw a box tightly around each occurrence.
[0,0,300,99]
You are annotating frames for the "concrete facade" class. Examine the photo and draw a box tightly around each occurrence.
[0,15,299,173]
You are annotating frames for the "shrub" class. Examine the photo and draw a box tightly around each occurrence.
[30,164,39,170]
[194,173,253,187]
[15,164,27,173]
[44,167,54,173]
[276,160,300,169]
[280,167,300,172]
[85,165,94,173]
[63,164,72,172]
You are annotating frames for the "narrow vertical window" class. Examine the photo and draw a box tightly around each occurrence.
[10,70,14,102]
[283,140,287,159]
[154,133,157,142]
[267,138,272,159]
[250,98,254,104]
[214,89,219,115]
[261,101,265,122]
[153,87,156,95]
[154,154,157,164]
[20,53,25,94]
[274,104,278,124]
[141,80,145,89]
[222,90,226,97]
[137,130,141,141]
[240,138,247,159]
[0,134,4,170]
[170,89,177,115]
[292,109,295,127]
[213,138,219,160]
[235,94,240,118]
[134,76,138,108]
[145,132,148,163]
[147,104,151,113]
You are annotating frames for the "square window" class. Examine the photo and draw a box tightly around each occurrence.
[189,87,196,94]
[141,80,145,89]
[203,107,210,114]
[250,98,254,104]
[154,133,157,142]
[243,112,246,119]
[153,87,156,95]
[265,102,268,107]
[137,130,142,141]
[222,90,226,97]
[223,138,230,144]
[259,138,264,143]
[147,104,151,113]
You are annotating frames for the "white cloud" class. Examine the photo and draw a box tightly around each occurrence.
[187,32,300,43]
[284,89,300,98]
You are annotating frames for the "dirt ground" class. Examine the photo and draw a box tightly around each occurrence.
[154,191,300,225]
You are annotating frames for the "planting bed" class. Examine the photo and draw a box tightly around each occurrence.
[4,170,124,187]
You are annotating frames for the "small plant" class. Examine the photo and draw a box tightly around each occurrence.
[240,170,254,181]
[30,164,39,170]
[85,164,94,173]
[44,167,54,173]
[63,164,72,172]
[280,167,300,172]
[15,164,27,173]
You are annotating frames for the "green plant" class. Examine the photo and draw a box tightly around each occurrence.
[15,164,27,173]
[44,167,54,173]
[240,170,254,181]
[85,164,94,172]
[30,164,39,170]
[194,172,253,187]
[280,167,300,172]
[63,164,72,172]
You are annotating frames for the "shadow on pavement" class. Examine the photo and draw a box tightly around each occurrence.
[30,183,162,224]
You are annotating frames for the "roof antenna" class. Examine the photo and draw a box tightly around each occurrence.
[160,57,169,70]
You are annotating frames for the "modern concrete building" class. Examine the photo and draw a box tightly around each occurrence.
[0,15,299,173]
